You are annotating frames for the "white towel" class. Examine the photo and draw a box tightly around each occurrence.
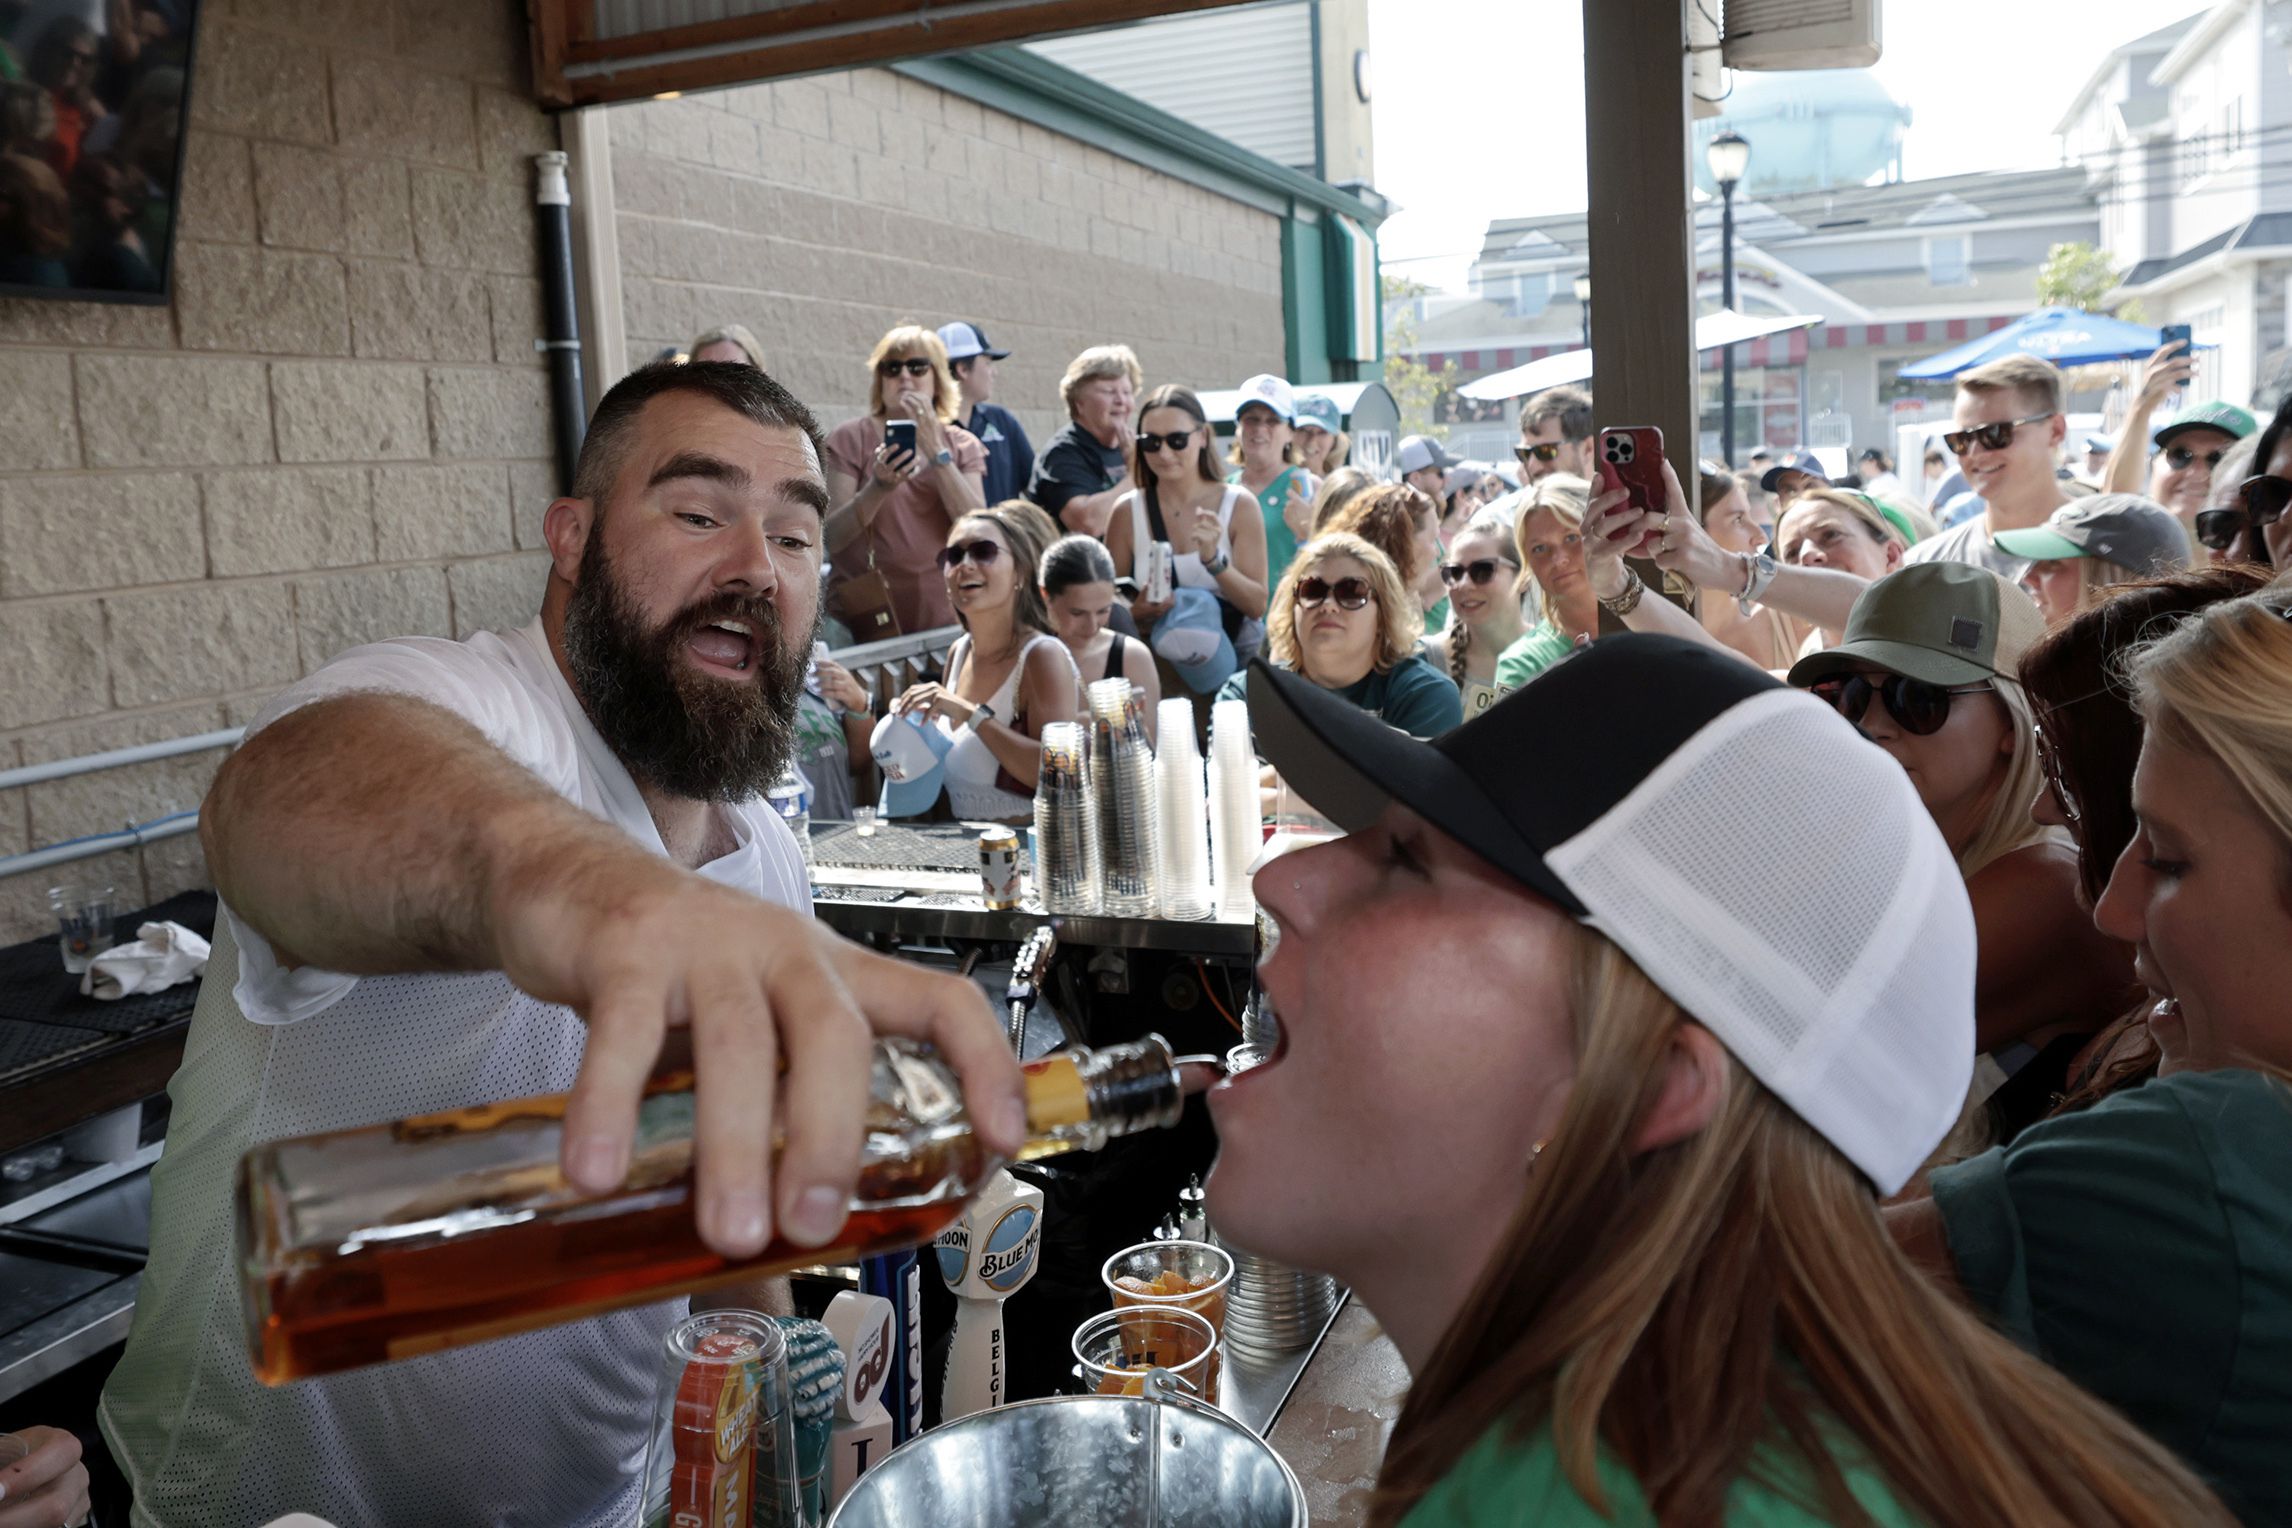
[81,920,210,1001]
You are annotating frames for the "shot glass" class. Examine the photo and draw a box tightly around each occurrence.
[853,804,879,838]
[48,884,116,975]
[1102,1239,1235,1400]
[1071,1305,1215,1399]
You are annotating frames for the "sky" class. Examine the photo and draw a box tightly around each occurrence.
[1366,0,2212,291]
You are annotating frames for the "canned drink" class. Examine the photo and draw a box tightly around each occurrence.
[978,827,1021,910]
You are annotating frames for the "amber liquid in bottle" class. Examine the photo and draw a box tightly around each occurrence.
[237,1038,1181,1385]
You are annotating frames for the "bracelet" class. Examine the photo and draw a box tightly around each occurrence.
[1598,566,1646,616]
[1735,551,1780,617]
[1200,549,1230,576]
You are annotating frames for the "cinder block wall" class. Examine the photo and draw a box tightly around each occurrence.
[608,69,1289,441]
[0,0,559,939]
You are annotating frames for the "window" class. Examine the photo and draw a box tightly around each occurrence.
[1509,271,1551,317]
[1924,234,1970,287]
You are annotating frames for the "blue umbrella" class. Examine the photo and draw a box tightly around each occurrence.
[1897,306,2197,379]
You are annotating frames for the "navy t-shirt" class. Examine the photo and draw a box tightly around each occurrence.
[962,402,1036,508]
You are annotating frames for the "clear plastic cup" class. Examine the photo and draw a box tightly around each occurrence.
[853,805,879,838]
[48,884,115,975]
[1102,1239,1235,1398]
[1071,1305,1216,1398]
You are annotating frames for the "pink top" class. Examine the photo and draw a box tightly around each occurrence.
[823,416,986,635]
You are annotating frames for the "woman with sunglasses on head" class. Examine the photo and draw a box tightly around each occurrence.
[1493,476,1597,687]
[1213,639,2231,1528]
[1214,533,1460,739]
[893,501,1078,824]
[2192,392,2292,570]
[1993,494,2192,627]
[1036,533,1162,744]
[1106,384,1270,660]
[1788,564,2138,1149]
[1428,511,1526,719]
[1891,586,2292,1524]
[822,324,987,636]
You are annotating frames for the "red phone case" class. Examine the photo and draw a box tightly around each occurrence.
[1597,426,1666,555]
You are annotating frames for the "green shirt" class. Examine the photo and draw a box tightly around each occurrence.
[1493,623,1575,688]
[1423,594,1451,635]
[1216,653,1463,739]
[1929,1068,2292,1523]
[1401,1415,1922,1526]
[1236,465,1310,593]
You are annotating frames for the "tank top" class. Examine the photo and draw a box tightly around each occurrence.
[940,630,1077,822]
[1103,629,1129,683]
[1120,483,1266,660]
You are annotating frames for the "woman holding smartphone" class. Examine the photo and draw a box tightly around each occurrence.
[823,325,987,635]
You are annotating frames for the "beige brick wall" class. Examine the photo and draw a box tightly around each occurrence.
[0,0,558,939]
[608,69,1289,440]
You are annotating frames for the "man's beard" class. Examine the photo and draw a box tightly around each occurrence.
[561,533,815,803]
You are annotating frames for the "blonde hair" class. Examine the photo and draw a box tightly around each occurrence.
[1790,487,1907,551]
[1958,354,2064,418]
[2127,586,2292,854]
[1267,532,1420,676]
[1955,672,2060,878]
[1310,464,1379,533]
[1058,344,1143,415]
[688,323,765,369]
[865,324,960,423]
[1512,473,1590,627]
[1370,925,2235,1528]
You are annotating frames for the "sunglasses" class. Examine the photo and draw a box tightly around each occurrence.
[2033,720,2080,827]
[1296,575,1373,611]
[1138,428,1200,454]
[1440,557,1518,587]
[877,357,935,378]
[1514,443,1562,466]
[1941,413,2055,456]
[2165,445,2228,471]
[1810,673,1993,736]
[2194,474,2292,552]
[936,538,1004,572]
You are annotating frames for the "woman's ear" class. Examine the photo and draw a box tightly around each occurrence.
[1630,1023,1729,1154]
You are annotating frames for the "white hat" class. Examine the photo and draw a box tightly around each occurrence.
[1235,374,1296,423]
[1247,636,1974,1196]
[935,322,1010,363]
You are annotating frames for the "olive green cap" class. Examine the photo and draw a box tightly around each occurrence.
[1788,561,2046,689]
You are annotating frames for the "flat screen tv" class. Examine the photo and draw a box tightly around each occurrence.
[0,0,201,304]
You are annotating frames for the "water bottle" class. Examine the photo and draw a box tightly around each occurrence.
[770,763,814,873]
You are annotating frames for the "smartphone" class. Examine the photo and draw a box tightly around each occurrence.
[1597,425,1667,556]
[2160,323,2193,353]
[1113,577,1142,599]
[884,419,918,458]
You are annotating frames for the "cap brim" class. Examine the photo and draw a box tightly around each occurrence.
[1991,526,2086,560]
[1788,638,1994,689]
[1245,662,1584,913]
[986,348,1011,360]
[881,768,943,816]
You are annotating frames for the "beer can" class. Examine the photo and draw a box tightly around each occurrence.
[639,1310,802,1528]
[978,827,1021,910]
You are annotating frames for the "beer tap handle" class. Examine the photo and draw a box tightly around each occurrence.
[1005,924,1058,1053]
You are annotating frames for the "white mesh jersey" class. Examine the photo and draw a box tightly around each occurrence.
[98,620,810,1528]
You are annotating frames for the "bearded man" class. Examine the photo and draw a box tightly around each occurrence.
[91,363,1017,1528]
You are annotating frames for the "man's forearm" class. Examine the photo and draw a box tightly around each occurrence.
[202,692,666,977]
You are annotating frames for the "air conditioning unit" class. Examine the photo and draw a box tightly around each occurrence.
[1722,0,1882,71]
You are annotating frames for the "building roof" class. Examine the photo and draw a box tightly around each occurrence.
[1478,167,2093,267]
[2122,212,2292,287]
[2050,11,2202,136]
[2154,0,2250,87]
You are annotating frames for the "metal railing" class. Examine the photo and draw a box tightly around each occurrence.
[0,628,964,883]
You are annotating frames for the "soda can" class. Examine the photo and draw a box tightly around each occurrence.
[638,1310,802,1528]
[978,827,1021,910]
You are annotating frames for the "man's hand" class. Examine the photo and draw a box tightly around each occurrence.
[0,1428,89,1528]
[490,853,1023,1260]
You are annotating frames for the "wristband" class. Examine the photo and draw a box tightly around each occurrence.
[965,702,995,733]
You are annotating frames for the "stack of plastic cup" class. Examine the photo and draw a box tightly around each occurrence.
[1154,698,1212,921]
[1206,700,1261,921]
[1033,721,1100,914]
[1088,677,1159,917]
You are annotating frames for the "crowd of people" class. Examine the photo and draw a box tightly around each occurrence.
[0,1,189,292]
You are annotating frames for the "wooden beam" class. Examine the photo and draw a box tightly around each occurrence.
[1581,0,1697,506]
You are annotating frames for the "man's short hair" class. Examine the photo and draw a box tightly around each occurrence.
[1519,384,1593,443]
[571,361,825,507]
[1957,355,2063,418]
[1059,344,1144,415]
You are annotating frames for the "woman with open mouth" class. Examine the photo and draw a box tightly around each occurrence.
[1210,640,2230,1526]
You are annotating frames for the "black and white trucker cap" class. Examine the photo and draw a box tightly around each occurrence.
[1244,636,1974,1195]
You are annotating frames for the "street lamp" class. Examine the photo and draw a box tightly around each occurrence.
[1707,129,1751,466]
[1572,270,1591,351]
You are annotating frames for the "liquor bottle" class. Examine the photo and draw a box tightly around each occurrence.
[237,1035,1185,1385]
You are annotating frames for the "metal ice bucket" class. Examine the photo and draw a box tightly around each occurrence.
[824,1377,1307,1528]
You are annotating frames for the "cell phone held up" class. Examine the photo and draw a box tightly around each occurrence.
[2160,323,2193,353]
[1597,425,1666,557]
[884,418,918,464]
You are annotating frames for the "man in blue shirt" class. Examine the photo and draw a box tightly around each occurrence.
[938,321,1036,507]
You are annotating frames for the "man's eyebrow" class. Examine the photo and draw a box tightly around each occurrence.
[647,451,749,491]
[777,476,830,517]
